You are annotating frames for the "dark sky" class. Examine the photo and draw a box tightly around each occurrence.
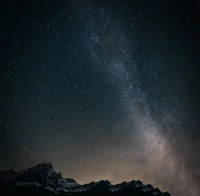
[1,0,200,195]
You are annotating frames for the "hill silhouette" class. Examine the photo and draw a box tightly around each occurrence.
[0,162,171,196]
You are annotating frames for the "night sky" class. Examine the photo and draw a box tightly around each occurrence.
[1,0,200,195]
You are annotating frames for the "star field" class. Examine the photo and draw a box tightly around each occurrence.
[1,1,200,195]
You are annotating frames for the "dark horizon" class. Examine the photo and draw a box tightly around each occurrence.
[1,0,200,195]
[0,161,171,196]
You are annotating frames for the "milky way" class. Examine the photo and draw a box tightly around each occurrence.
[1,1,200,196]
[79,3,200,194]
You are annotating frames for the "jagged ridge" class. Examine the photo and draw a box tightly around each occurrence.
[0,163,171,196]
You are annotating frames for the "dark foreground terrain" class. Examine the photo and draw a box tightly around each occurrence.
[0,163,170,196]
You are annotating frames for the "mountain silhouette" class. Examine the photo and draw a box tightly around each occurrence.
[0,162,171,196]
